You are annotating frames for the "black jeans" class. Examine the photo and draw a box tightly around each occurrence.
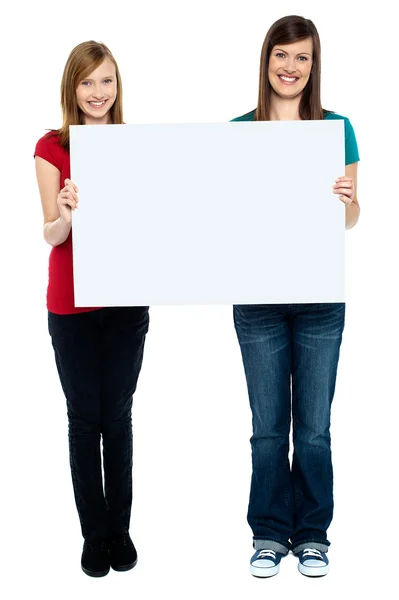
[48,307,149,541]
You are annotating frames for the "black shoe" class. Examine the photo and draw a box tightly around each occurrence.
[81,539,110,577]
[108,532,138,572]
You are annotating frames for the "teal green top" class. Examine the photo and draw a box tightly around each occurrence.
[231,109,359,165]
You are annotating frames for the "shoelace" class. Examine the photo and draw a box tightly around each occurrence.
[88,541,107,552]
[110,535,127,547]
[302,549,323,559]
[258,550,276,559]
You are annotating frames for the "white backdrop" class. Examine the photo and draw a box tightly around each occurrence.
[2,0,398,598]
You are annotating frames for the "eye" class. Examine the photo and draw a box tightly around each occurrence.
[298,56,309,62]
[276,52,285,58]
[81,81,91,86]
[104,79,113,84]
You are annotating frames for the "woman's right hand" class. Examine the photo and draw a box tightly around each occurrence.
[57,178,79,224]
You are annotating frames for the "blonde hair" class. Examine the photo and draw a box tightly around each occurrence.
[49,40,123,150]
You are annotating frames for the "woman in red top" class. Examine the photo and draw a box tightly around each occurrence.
[34,41,149,578]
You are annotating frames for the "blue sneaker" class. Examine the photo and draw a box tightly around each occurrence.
[297,548,329,577]
[250,549,283,577]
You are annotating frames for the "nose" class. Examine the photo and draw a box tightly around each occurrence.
[92,84,104,99]
[283,57,297,73]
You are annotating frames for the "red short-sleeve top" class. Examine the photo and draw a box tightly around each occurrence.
[34,131,101,315]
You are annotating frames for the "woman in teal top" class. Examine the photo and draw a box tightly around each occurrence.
[231,15,360,578]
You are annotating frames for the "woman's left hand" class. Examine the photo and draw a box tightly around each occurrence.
[333,176,354,206]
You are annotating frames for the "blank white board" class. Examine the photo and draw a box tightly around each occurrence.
[70,121,345,306]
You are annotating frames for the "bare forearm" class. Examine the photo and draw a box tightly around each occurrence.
[43,217,72,246]
[345,202,360,230]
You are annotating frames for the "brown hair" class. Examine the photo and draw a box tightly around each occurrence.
[48,40,123,151]
[255,15,331,121]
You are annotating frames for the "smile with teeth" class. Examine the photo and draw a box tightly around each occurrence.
[278,75,299,84]
[88,100,107,108]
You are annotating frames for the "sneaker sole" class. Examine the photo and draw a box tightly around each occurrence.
[250,564,280,578]
[298,563,329,577]
[111,557,138,572]
[81,565,110,577]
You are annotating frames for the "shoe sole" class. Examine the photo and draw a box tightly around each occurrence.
[81,565,110,577]
[111,557,138,572]
[298,563,329,577]
[250,564,280,578]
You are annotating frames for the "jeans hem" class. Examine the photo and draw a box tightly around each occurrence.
[291,541,330,554]
[253,539,290,555]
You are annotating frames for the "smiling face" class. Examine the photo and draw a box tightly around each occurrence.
[76,58,117,125]
[268,38,313,100]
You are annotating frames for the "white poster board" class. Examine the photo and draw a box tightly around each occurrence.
[70,121,345,306]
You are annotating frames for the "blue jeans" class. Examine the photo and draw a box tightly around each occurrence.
[233,303,345,554]
[48,307,149,541]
